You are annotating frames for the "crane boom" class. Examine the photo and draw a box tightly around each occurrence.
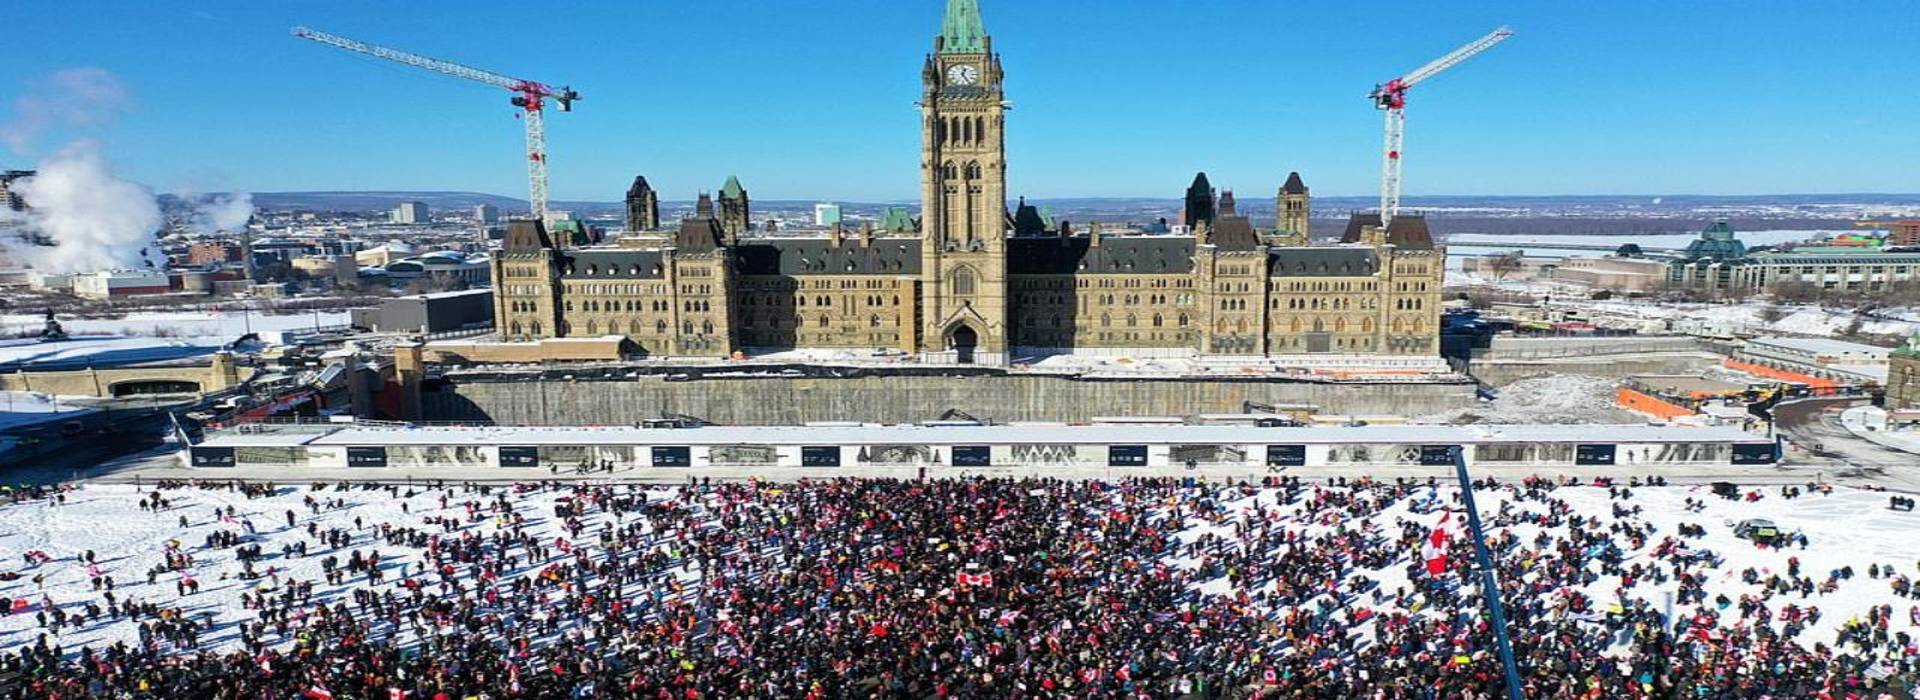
[291,26,579,221]
[1399,26,1513,92]
[1369,26,1511,226]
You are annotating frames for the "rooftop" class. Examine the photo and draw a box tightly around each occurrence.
[199,422,1770,449]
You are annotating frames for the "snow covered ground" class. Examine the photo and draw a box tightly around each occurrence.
[1574,299,1918,339]
[1191,481,1919,651]
[0,336,220,370]
[0,391,97,429]
[1446,229,1830,253]
[1423,374,1635,425]
[0,480,1912,667]
[0,310,352,341]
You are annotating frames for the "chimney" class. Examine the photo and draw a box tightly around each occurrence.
[828,221,843,249]
[1090,220,1103,248]
[859,220,874,248]
[1194,218,1211,246]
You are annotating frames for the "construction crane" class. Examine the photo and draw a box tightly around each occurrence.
[292,26,579,221]
[1370,26,1512,226]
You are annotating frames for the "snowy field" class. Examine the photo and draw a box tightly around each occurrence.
[1446,229,1830,254]
[0,310,352,341]
[0,391,96,429]
[1423,374,1634,424]
[0,478,1914,668]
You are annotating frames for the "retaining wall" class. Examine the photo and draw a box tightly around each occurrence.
[421,374,1478,426]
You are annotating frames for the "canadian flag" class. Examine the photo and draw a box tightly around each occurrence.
[1422,519,1451,577]
[956,572,994,587]
[304,685,334,700]
[388,689,409,700]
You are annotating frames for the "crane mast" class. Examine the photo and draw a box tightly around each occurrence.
[1370,26,1511,226]
[292,27,579,221]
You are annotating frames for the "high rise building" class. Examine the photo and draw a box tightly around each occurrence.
[489,0,1443,363]
[625,176,659,232]
[475,204,500,224]
[813,203,843,227]
[392,201,429,224]
[0,170,34,212]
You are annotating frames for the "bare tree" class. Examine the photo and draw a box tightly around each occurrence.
[1486,251,1526,281]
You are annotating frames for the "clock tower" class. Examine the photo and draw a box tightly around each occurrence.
[920,0,1009,364]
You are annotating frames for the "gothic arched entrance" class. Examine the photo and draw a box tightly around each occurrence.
[948,324,979,364]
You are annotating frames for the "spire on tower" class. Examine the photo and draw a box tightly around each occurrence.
[939,0,987,53]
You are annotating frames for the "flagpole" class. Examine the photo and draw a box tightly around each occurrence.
[1451,446,1524,700]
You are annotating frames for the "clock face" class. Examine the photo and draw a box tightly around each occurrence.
[947,64,979,86]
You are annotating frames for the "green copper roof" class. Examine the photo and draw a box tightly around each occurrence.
[1897,333,1920,359]
[939,0,986,54]
[880,206,916,233]
[720,175,745,199]
[1681,221,1746,262]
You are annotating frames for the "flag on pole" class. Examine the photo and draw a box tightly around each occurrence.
[1422,525,1450,576]
[304,685,334,700]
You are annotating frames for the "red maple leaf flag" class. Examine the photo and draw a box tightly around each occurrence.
[1422,526,1450,576]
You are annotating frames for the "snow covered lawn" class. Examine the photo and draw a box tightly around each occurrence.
[0,479,1914,663]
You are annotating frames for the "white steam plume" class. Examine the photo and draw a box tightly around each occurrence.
[189,192,254,235]
[1,67,132,154]
[4,141,165,273]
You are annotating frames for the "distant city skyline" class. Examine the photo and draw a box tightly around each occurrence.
[3,1,1916,202]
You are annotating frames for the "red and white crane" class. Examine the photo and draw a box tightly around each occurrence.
[292,26,579,221]
[1370,25,1511,226]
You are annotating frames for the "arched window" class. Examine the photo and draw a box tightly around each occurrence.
[818,314,829,328]
[1152,313,1163,327]
[510,321,522,337]
[952,267,976,296]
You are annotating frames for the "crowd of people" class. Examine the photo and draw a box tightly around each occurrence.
[0,475,1913,699]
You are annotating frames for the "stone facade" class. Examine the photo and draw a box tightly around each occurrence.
[488,0,1443,363]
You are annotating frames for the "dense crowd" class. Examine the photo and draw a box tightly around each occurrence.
[0,475,1914,699]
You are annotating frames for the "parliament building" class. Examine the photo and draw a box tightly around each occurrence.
[491,0,1443,365]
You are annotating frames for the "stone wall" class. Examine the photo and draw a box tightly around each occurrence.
[1466,335,1727,387]
[422,374,1476,426]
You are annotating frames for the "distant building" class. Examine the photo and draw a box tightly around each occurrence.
[188,242,246,265]
[291,254,360,286]
[813,202,843,227]
[1890,220,1920,247]
[1551,257,1669,292]
[1274,171,1309,246]
[1669,221,1920,294]
[474,204,500,224]
[392,201,429,225]
[1737,336,1889,384]
[718,176,749,241]
[0,170,31,212]
[383,251,490,286]
[625,176,659,232]
[487,1,1442,362]
[1887,335,1920,409]
[71,270,171,300]
[350,288,494,334]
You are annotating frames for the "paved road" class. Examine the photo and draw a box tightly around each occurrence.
[1773,396,1920,491]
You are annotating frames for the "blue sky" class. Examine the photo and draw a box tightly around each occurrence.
[3,1,1915,202]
